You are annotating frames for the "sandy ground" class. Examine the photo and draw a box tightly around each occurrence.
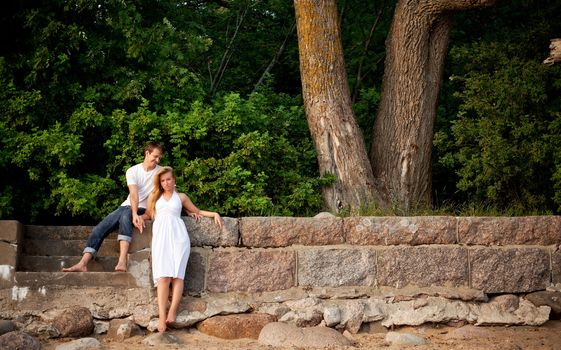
[42,320,561,350]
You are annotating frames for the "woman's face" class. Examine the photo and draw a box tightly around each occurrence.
[160,171,175,192]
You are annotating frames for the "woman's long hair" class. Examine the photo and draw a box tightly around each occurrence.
[147,166,175,219]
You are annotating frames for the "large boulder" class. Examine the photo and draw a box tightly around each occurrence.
[0,331,41,350]
[52,306,94,337]
[258,322,353,348]
[197,313,277,339]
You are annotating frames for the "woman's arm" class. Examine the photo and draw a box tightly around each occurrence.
[179,193,223,228]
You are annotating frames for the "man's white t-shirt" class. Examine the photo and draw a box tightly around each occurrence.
[121,163,161,209]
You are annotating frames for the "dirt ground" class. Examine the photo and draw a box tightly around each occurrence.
[42,320,561,350]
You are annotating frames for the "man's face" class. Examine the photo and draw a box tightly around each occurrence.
[145,149,163,168]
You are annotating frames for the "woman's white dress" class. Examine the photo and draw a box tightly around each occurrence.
[151,191,190,286]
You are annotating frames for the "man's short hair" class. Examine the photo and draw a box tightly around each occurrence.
[144,141,164,154]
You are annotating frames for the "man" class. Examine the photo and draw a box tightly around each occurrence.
[63,141,164,272]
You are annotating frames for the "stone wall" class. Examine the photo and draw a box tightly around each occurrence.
[181,216,561,295]
[1,216,560,332]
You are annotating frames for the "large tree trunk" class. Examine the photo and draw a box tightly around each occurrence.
[371,0,497,210]
[294,0,378,213]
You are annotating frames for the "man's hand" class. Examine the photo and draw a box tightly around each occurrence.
[133,213,145,233]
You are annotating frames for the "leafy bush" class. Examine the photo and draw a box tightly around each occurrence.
[434,40,561,213]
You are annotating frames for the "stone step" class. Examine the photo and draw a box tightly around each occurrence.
[18,256,118,272]
[14,271,140,288]
[22,239,120,257]
[24,225,95,240]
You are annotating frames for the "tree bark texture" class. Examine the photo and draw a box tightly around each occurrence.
[294,0,378,213]
[370,0,497,210]
[544,38,561,65]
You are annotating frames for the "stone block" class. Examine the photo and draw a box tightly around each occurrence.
[344,216,456,246]
[470,247,550,293]
[0,241,17,266]
[184,217,238,247]
[240,217,344,248]
[130,225,152,252]
[0,220,22,243]
[128,250,152,287]
[207,249,295,292]
[185,248,209,294]
[0,265,14,288]
[24,225,93,240]
[377,246,468,288]
[298,247,376,287]
[458,216,561,245]
[553,246,561,285]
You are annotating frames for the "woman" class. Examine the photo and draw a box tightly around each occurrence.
[143,166,222,332]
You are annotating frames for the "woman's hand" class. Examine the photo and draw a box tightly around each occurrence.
[189,211,203,222]
[213,212,223,228]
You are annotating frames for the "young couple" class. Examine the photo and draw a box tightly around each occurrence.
[63,141,223,332]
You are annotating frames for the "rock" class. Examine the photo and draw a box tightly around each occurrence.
[24,319,60,338]
[0,331,41,350]
[380,295,550,328]
[204,297,251,317]
[106,319,143,341]
[142,332,182,346]
[525,291,561,315]
[323,305,341,327]
[197,313,277,339]
[279,309,323,327]
[385,331,427,346]
[257,303,291,318]
[146,318,159,333]
[172,310,207,328]
[476,298,550,326]
[280,297,324,327]
[338,301,365,334]
[93,320,109,335]
[52,306,94,337]
[490,294,519,313]
[0,320,16,335]
[382,297,470,327]
[258,322,353,348]
[314,212,336,218]
[342,330,358,346]
[55,337,101,350]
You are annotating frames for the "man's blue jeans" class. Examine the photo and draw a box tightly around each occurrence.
[84,206,145,256]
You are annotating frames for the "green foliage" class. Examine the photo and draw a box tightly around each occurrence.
[0,0,325,223]
[434,29,561,212]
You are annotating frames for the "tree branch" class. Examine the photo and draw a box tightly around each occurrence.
[252,21,296,93]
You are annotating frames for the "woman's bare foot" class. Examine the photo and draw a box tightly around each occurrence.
[166,310,177,325]
[114,259,127,272]
[157,319,167,332]
[62,263,87,272]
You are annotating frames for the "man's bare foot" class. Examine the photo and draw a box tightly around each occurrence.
[62,263,87,272]
[114,260,127,272]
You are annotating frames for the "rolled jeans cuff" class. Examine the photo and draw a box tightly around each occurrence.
[118,234,132,242]
[83,246,97,256]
